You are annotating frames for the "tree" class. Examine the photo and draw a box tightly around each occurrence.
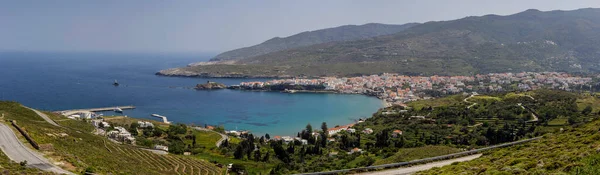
[254,150,261,161]
[221,139,229,148]
[169,140,186,154]
[262,152,270,162]
[19,160,27,167]
[234,145,244,159]
[153,127,164,137]
[192,135,197,147]
[265,133,270,140]
[321,122,328,136]
[582,105,593,115]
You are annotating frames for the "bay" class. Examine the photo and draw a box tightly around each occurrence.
[0,52,382,136]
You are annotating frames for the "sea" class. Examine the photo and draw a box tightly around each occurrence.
[0,52,382,136]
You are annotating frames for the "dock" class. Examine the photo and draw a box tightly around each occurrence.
[55,106,136,113]
[151,114,171,124]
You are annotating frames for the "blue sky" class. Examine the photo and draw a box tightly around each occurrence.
[1,0,599,53]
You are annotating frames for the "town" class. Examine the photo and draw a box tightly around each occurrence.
[239,72,595,106]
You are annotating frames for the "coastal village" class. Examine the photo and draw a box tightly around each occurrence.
[234,72,595,142]
[239,72,594,106]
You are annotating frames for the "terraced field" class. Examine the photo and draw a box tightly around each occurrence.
[0,101,223,175]
[104,143,222,175]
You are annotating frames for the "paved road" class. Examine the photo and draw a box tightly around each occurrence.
[356,154,482,175]
[0,123,73,174]
[517,103,538,122]
[193,127,228,147]
[25,107,61,127]
[464,94,477,109]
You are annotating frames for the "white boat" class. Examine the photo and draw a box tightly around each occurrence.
[114,107,123,113]
[151,114,161,117]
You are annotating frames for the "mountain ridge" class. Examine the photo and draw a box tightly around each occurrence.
[208,23,419,62]
[160,8,600,78]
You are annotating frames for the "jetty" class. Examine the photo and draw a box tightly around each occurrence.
[55,106,136,113]
[151,114,171,124]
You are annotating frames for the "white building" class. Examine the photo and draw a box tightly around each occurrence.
[137,121,154,128]
[155,145,169,152]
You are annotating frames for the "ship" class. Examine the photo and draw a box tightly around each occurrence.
[113,80,119,86]
[114,107,123,113]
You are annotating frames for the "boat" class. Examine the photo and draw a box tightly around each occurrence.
[113,80,119,86]
[114,107,123,113]
[151,114,162,117]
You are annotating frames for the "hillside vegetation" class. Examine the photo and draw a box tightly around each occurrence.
[0,101,222,175]
[417,118,600,174]
[162,8,600,78]
[209,23,418,62]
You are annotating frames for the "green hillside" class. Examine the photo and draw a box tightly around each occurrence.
[210,23,418,62]
[417,118,600,174]
[162,8,600,78]
[0,101,222,175]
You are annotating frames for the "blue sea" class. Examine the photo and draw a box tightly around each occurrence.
[0,52,382,136]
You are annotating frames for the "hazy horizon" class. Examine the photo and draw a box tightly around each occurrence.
[1,0,599,54]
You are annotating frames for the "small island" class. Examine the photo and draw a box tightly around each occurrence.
[195,81,226,90]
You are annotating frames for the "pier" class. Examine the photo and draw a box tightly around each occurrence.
[151,114,171,124]
[55,106,136,113]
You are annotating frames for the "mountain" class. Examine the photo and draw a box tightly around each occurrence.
[159,8,600,78]
[208,23,419,62]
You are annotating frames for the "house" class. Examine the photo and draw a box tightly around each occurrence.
[327,124,355,136]
[155,145,169,152]
[348,148,363,154]
[362,128,373,134]
[300,139,308,145]
[183,152,191,156]
[311,132,320,139]
[206,125,215,130]
[392,130,403,137]
[281,136,294,144]
[137,121,154,128]
[107,126,135,144]
[272,136,282,141]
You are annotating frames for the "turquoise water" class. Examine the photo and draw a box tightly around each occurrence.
[0,52,382,136]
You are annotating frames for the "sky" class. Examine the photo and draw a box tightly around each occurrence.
[1,0,599,54]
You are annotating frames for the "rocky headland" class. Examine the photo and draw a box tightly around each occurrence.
[195,81,227,90]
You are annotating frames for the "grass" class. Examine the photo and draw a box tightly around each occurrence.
[196,152,274,175]
[0,101,222,175]
[0,151,51,174]
[576,95,600,113]
[417,118,600,174]
[407,95,464,110]
[187,130,222,149]
[373,145,461,165]
[547,118,569,126]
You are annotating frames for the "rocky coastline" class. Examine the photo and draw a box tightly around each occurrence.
[156,68,295,79]
[195,81,227,90]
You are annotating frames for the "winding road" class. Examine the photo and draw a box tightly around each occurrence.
[357,154,483,175]
[0,123,73,174]
[193,127,229,147]
[24,106,61,128]
[464,94,478,109]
